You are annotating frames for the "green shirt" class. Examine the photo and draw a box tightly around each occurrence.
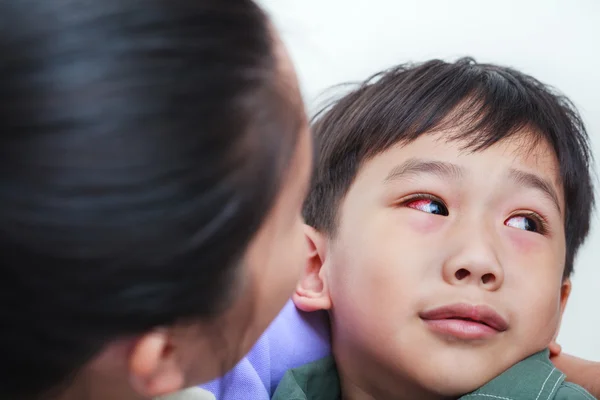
[272,350,596,400]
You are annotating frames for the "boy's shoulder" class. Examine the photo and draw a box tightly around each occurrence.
[461,350,595,400]
[271,356,340,400]
[271,351,595,400]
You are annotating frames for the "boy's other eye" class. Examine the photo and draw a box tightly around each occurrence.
[406,195,449,216]
[505,214,546,234]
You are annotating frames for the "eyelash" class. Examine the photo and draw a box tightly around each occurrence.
[401,193,440,203]
[400,194,550,236]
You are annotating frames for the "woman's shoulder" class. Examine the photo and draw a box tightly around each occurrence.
[200,300,331,399]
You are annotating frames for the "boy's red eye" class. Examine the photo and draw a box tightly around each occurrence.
[407,197,449,216]
[505,215,541,233]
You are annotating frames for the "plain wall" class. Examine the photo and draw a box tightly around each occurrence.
[259,0,600,361]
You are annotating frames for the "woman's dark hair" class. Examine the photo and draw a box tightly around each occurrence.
[304,58,594,278]
[0,0,302,398]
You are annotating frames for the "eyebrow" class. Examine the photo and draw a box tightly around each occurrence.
[508,168,561,213]
[384,158,464,183]
[384,159,561,213]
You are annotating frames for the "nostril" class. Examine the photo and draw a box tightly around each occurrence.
[482,273,495,285]
[455,268,470,280]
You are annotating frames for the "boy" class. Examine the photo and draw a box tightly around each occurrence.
[273,58,596,399]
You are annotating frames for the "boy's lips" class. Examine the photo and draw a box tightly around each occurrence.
[419,303,508,340]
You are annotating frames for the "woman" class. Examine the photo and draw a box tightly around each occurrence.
[2,2,598,400]
[0,1,311,399]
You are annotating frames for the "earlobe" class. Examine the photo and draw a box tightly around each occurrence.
[129,330,186,397]
[292,225,332,313]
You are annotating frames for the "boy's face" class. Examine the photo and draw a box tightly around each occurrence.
[297,130,570,397]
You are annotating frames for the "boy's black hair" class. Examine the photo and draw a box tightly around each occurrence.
[303,57,594,277]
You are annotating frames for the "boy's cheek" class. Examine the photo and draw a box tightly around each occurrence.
[504,230,565,280]
[507,279,563,344]
[402,212,446,235]
[505,229,547,254]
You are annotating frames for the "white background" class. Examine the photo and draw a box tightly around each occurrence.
[259,0,600,361]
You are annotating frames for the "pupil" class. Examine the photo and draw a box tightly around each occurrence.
[524,218,537,232]
[428,202,447,216]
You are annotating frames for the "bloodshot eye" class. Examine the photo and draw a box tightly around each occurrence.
[406,196,449,216]
[505,215,538,233]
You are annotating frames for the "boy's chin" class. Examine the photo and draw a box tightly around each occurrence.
[425,374,496,397]
[409,368,501,398]
[399,348,521,397]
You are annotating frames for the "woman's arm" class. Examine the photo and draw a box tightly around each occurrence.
[550,344,600,398]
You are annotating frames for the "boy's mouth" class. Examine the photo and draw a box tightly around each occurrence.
[419,303,508,340]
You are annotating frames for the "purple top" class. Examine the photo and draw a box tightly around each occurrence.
[200,300,331,399]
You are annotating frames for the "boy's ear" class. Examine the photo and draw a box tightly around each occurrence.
[292,224,332,313]
[551,279,572,346]
[559,279,572,315]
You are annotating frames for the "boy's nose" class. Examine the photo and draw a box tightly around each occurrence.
[450,265,502,289]
[442,235,504,291]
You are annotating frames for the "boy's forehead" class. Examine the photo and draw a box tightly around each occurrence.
[362,130,563,190]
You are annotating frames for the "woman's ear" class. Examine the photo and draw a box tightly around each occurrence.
[292,224,332,312]
[128,330,186,397]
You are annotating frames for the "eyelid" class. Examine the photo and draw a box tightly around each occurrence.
[399,193,446,206]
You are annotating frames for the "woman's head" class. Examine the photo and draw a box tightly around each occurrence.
[0,0,311,398]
